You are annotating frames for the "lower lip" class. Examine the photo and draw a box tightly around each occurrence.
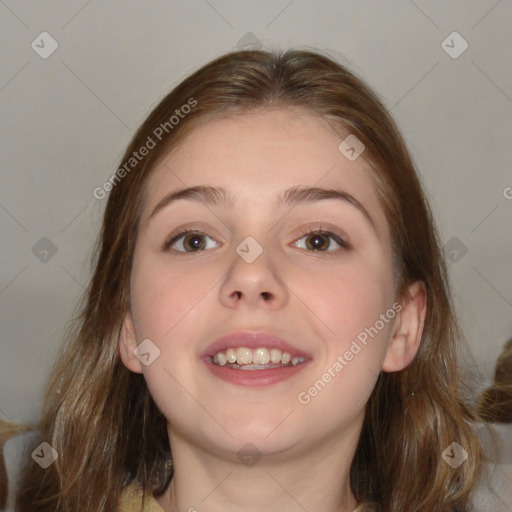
[202,359,310,387]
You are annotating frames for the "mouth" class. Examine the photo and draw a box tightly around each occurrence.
[208,347,307,369]
[201,331,312,386]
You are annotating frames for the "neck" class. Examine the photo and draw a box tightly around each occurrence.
[155,423,362,512]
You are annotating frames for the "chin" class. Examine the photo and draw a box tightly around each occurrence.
[170,411,300,456]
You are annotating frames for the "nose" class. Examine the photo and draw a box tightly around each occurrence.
[219,240,289,310]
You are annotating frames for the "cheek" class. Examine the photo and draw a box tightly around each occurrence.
[302,253,395,344]
[297,263,394,414]
[130,253,213,341]
[129,255,215,425]
[294,253,395,414]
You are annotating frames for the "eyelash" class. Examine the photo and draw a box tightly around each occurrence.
[162,226,351,254]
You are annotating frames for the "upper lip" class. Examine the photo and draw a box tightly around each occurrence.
[201,331,312,359]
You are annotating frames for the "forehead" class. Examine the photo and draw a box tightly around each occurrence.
[142,108,388,236]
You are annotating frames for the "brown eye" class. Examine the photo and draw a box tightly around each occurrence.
[306,233,330,250]
[293,229,349,252]
[163,230,219,253]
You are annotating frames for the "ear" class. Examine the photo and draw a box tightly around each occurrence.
[118,310,144,374]
[381,280,427,372]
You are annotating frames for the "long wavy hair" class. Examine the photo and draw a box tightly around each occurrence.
[16,48,491,511]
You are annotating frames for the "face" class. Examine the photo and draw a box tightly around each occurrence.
[120,108,415,461]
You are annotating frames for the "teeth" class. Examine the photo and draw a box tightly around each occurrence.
[252,348,270,364]
[213,352,227,365]
[270,349,281,363]
[226,348,237,363]
[211,347,306,367]
[236,347,252,365]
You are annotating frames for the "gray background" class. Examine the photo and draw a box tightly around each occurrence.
[1,0,511,427]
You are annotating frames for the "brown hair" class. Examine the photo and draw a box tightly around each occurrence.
[476,338,512,424]
[16,48,489,511]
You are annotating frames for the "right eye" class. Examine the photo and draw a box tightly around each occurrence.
[162,229,221,253]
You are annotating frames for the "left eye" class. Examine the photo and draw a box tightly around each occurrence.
[292,228,348,252]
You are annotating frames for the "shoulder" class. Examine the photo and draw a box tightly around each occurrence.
[118,482,164,512]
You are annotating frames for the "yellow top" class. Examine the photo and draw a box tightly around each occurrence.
[118,483,164,512]
[118,482,367,512]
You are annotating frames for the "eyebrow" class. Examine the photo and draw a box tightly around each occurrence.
[148,185,377,232]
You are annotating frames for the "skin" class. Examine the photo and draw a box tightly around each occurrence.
[119,108,426,512]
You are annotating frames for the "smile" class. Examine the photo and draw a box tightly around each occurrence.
[201,330,312,386]
[210,347,307,369]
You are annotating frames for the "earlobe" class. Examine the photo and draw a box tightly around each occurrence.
[381,281,427,372]
[118,312,144,374]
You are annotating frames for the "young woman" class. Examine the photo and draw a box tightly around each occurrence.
[15,48,490,511]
